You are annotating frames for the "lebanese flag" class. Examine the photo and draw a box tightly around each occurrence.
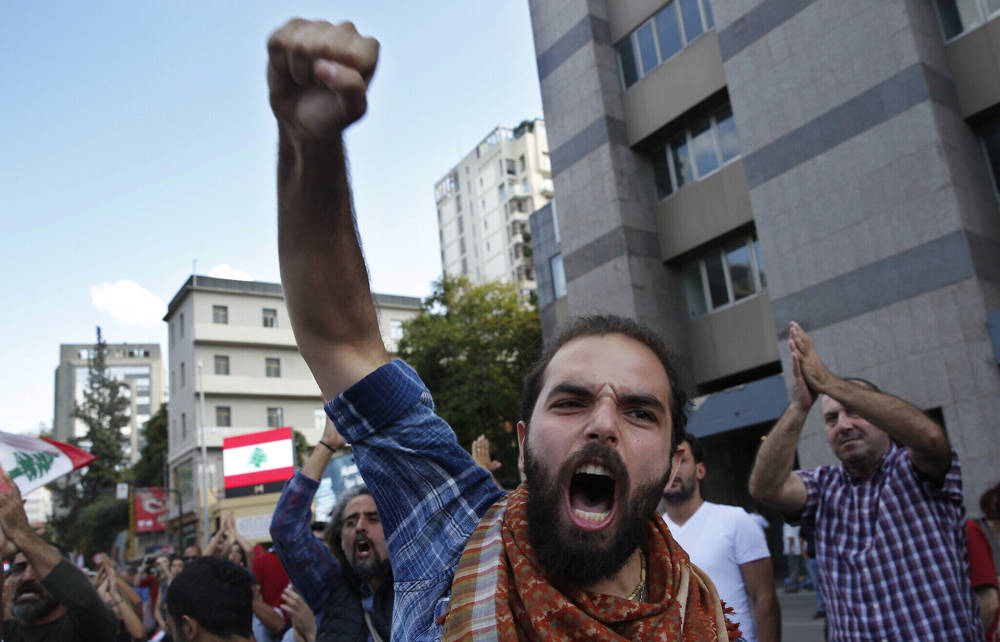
[0,430,95,495]
[222,427,294,489]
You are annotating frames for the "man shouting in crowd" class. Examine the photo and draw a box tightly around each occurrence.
[267,18,733,641]
[0,469,119,641]
[749,322,982,640]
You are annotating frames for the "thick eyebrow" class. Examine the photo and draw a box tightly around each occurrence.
[548,382,667,415]
[344,511,360,522]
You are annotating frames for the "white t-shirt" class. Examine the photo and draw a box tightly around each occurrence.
[663,502,771,642]
[782,522,802,555]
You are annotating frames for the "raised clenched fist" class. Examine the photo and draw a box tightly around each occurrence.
[267,19,379,142]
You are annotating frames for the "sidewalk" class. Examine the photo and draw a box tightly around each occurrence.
[776,586,826,642]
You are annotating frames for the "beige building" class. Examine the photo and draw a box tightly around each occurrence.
[163,275,421,547]
[53,342,163,465]
[527,0,1000,517]
[435,120,554,298]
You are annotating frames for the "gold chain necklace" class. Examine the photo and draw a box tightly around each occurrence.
[627,549,647,602]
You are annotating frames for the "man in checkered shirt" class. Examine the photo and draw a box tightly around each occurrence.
[750,321,983,640]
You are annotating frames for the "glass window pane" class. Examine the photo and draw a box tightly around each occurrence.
[716,105,740,162]
[670,136,692,189]
[616,38,639,88]
[636,23,659,75]
[682,261,707,317]
[754,240,768,288]
[680,0,705,42]
[655,3,684,61]
[652,149,673,199]
[690,118,719,177]
[725,239,754,300]
[702,0,715,28]
[704,252,729,309]
[935,0,980,39]
[550,254,567,299]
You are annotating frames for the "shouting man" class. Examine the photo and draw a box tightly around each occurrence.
[267,18,732,640]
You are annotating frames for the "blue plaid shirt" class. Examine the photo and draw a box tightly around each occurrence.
[324,360,505,642]
[790,444,983,641]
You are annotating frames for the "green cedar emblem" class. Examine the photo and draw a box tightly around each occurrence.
[9,451,58,482]
[248,447,267,469]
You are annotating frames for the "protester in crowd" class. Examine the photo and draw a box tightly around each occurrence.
[267,18,734,638]
[183,545,201,563]
[781,522,805,593]
[206,512,256,570]
[154,554,186,635]
[94,561,145,641]
[166,556,253,642]
[0,468,119,641]
[270,423,392,641]
[251,542,291,630]
[801,526,825,620]
[968,517,1000,640]
[252,576,292,642]
[661,436,779,642]
[979,482,1000,576]
[749,321,982,639]
[280,585,317,642]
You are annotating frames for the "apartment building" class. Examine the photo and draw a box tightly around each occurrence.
[435,120,554,298]
[53,342,163,464]
[163,275,421,546]
[527,0,1000,512]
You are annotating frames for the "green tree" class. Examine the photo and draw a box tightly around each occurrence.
[397,276,542,474]
[132,405,167,487]
[50,326,130,555]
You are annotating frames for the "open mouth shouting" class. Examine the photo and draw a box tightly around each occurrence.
[15,582,45,602]
[563,445,627,532]
[354,534,373,561]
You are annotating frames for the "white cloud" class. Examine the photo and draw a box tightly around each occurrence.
[207,264,253,281]
[89,280,166,329]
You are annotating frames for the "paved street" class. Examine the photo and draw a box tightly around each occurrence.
[776,586,826,642]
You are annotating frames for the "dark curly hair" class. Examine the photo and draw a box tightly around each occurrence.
[519,314,689,454]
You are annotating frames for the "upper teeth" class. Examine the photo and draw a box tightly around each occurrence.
[577,463,611,477]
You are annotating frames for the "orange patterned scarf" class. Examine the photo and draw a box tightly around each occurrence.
[443,485,739,640]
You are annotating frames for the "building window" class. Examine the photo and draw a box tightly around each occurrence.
[519,155,526,172]
[390,319,404,340]
[457,215,464,234]
[682,235,767,318]
[652,104,739,200]
[456,194,462,212]
[212,305,228,324]
[265,358,281,378]
[214,355,230,375]
[505,158,516,175]
[980,113,1000,197]
[462,257,468,275]
[934,0,998,41]
[550,254,567,299]
[617,0,715,89]
[181,412,187,440]
[180,362,185,388]
[179,313,184,338]
[216,406,231,427]
[267,407,283,428]
[459,237,466,255]
[262,308,277,328]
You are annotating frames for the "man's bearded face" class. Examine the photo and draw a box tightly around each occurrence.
[524,439,671,587]
[9,557,60,625]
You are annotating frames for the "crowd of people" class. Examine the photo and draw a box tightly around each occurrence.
[1,17,998,641]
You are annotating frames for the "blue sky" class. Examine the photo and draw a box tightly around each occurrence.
[0,1,544,434]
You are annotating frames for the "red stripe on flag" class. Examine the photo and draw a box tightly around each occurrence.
[223,427,292,450]
[40,437,96,470]
[224,467,294,489]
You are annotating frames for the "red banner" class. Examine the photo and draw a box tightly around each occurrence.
[135,487,168,533]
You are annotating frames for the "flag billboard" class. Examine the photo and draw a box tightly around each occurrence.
[222,428,294,498]
[135,487,169,533]
[0,431,95,495]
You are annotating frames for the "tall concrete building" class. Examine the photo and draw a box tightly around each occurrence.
[435,120,554,298]
[53,342,163,464]
[527,0,1000,512]
[163,275,421,546]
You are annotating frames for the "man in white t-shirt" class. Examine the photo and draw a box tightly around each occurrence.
[662,436,780,642]
[782,522,805,592]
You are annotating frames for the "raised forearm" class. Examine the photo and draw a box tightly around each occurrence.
[277,134,387,399]
[749,404,808,511]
